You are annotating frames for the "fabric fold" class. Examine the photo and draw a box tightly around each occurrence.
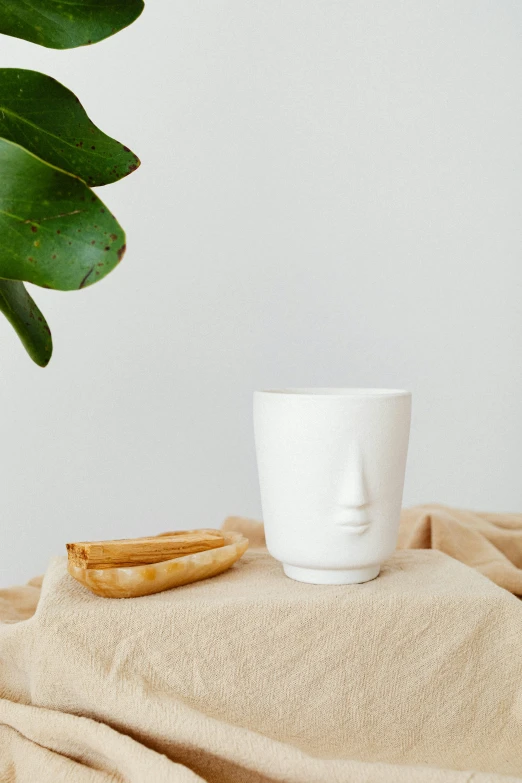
[224,504,522,595]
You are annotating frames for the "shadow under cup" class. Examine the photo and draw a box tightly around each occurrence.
[253,388,412,585]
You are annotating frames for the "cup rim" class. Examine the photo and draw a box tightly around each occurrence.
[255,388,411,398]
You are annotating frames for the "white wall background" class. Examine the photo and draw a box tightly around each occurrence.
[1,0,521,586]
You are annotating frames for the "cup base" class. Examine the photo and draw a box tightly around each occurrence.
[283,563,380,585]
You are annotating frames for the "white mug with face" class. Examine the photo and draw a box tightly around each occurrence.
[254,388,412,584]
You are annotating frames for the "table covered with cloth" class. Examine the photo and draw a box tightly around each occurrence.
[1,504,522,783]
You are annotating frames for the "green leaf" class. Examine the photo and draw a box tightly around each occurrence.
[0,70,140,187]
[0,0,144,50]
[0,137,126,291]
[0,279,52,366]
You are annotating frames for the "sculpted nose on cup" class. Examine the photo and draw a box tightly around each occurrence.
[335,445,370,528]
[339,445,369,509]
[339,466,368,509]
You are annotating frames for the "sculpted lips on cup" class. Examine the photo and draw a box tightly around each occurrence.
[335,509,370,533]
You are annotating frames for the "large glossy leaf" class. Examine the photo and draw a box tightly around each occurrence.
[0,70,140,187]
[0,279,52,366]
[0,0,144,49]
[0,138,126,291]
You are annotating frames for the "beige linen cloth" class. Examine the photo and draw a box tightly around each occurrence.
[1,505,522,782]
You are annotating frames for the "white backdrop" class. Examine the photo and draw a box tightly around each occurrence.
[1,0,521,586]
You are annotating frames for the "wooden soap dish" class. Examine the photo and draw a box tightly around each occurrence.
[67,529,249,598]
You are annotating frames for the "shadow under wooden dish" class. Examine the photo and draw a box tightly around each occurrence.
[68,530,249,598]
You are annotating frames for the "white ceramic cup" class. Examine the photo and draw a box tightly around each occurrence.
[254,388,412,585]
